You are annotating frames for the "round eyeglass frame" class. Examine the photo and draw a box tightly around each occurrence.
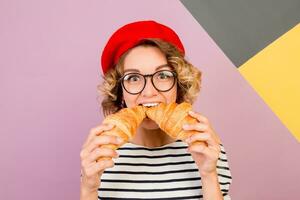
[119,70,177,95]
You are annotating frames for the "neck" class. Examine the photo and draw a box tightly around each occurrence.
[129,126,176,148]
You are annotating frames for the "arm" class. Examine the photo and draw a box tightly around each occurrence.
[80,184,98,200]
[80,123,123,200]
[183,111,232,200]
[200,171,223,200]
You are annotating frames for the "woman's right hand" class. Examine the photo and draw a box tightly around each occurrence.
[80,123,124,193]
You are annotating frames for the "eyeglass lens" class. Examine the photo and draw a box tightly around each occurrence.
[122,70,176,94]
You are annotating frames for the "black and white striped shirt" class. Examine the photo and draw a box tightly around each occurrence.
[98,140,232,199]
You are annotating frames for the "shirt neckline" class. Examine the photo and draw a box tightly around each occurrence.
[125,140,182,149]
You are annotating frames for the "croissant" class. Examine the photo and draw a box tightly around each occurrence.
[146,102,206,146]
[98,105,146,161]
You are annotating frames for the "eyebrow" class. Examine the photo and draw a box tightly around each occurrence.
[123,64,171,74]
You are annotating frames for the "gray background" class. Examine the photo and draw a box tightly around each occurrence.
[180,0,300,67]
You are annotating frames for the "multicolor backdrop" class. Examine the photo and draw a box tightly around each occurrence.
[1,0,299,199]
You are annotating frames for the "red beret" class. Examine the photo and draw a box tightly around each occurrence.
[101,20,185,74]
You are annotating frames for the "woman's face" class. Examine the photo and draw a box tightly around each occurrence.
[122,45,177,129]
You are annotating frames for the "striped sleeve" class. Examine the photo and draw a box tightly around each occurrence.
[217,144,232,199]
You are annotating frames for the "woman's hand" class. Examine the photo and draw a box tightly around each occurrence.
[80,123,124,193]
[183,111,221,176]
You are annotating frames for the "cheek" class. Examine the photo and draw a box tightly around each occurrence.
[123,89,137,108]
[166,87,177,104]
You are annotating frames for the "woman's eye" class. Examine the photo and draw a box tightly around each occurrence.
[124,74,140,82]
[158,71,172,79]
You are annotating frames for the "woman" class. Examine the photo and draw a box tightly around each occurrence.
[80,20,232,200]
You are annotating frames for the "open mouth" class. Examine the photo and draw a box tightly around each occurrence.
[138,103,160,119]
[140,102,159,108]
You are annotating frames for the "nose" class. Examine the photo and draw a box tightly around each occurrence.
[141,77,158,97]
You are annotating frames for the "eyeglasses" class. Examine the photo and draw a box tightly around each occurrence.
[119,69,177,95]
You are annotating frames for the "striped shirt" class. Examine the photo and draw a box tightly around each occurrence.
[98,140,232,200]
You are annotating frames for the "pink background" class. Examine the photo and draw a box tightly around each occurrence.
[1,0,299,199]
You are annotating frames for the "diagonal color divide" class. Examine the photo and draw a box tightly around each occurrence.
[239,23,300,142]
[180,0,300,67]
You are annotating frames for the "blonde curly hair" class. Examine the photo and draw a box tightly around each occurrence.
[97,39,202,116]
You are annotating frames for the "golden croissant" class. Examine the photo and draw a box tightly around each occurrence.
[146,102,206,146]
[98,105,146,161]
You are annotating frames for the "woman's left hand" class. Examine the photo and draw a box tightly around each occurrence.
[183,110,222,176]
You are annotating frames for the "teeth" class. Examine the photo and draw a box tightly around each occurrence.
[142,103,159,107]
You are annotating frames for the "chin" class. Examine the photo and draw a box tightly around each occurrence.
[140,118,160,130]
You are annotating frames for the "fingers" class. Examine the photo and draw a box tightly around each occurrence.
[80,124,122,190]
[82,123,115,149]
[187,143,220,160]
[80,134,124,159]
[184,111,222,145]
[83,159,115,178]
[188,110,209,123]
[185,132,218,147]
[83,147,119,167]
[81,147,119,179]
[183,123,209,132]
[183,123,218,147]
[186,134,221,157]
[187,142,208,154]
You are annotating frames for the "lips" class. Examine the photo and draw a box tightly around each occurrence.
[139,102,162,107]
[141,102,159,107]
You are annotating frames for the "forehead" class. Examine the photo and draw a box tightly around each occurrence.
[123,45,170,74]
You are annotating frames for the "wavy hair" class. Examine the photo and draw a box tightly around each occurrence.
[97,39,202,116]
